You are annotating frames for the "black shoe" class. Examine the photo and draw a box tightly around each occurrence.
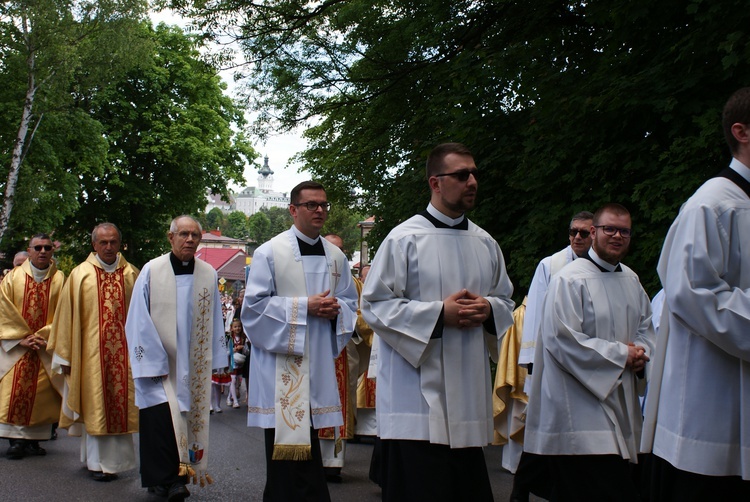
[24,441,46,456]
[6,440,25,460]
[91,471,118,482]
[147,485,168,497]
[166,482,190,501]
[324,466,343,483]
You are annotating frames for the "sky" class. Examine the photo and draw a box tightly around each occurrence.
[150,8,309,195]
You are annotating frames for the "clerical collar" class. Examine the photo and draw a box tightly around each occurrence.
[29,262,49,283]
[95,253,119,273]
[730,158,750,184]
[585,248,621,272]
[291,225,325,256]
[426,203,466,227]
[169,252,195,275]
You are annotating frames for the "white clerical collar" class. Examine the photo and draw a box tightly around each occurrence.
[95,253,120,273]
[29,262,49,282]
[588,248,618,272]
[730,158,750,183]
[291,225,320,246]
[426,203,465,227]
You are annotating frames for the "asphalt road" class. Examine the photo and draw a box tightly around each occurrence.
[0,400,535,501]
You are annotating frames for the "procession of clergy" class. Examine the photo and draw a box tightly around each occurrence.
[1,87,750,502]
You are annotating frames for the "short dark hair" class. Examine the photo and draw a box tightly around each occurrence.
[290,181,325,204]
[593,203,630,225]
[29,233,52,245]
[570,211,594,227]
[425,143,473,178]
[722,87,750,154]
[91,223,122,244]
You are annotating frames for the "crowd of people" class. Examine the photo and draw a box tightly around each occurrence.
[1,87,749,502]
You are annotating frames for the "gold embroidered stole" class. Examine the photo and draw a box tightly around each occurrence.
[0,262,64,427]
[270,233,312,460]
[150,254,214,486]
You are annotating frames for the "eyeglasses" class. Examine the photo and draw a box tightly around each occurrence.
[434,169,479,182]
[594,225,632,238]
[294,201,331,212]
[33,245,53,252]
[173,231,201,240]
[568,229,590,238]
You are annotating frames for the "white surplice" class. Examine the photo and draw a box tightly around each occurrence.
[125,261,227,411]
[642,158,750,479]
[241,227,358,429]
[524,248,655,461]
[518,246,577,371]
[361,205,515,448]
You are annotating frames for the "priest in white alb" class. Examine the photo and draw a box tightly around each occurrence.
[362,143,515,502]
[48,223,139,482]
[242,181,358,501]
[642,87,750,499]
[524,203,654,500]
[125,215,227,501]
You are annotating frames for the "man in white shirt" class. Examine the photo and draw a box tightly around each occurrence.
[362,142,515,501]
[642,87,750,499]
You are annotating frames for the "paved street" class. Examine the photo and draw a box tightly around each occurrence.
[0,402,533,501]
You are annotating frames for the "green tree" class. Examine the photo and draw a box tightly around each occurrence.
[59,23,256,266]
[247,211,271,244]
[206,208,227,233]
[176,0,750,296]
[0,0,149,249]
[226,210,249,239]
[263,206,293,237]
[322,204,364,260]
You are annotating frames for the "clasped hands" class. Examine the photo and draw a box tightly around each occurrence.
[20,333,46,351]
[444,289,491,329]
[626,343,650,373]
[308,289,341,320]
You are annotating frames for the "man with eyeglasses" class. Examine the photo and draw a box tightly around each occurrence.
[242,181,358,501]
[48,223,139,482]
[125,215,228,501]
[641,88,750,499]
[0,234,64,460]
[510,210,593,501]
[361,143,515,501]
[524,203,654,501]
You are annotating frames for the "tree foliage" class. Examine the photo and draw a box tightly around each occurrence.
[57,23,256,267]
[173,0,750,297]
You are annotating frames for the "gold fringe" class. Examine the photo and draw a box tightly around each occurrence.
[272,444,312,461]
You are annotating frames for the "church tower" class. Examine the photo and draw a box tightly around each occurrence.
[258,155,274,193]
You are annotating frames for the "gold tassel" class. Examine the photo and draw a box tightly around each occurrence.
[272,444,312,461]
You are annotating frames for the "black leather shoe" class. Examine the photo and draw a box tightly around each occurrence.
[166,482,190,501]
[91,471,118,482]
[24,441,46,456]
[147,485,168,497]
[6,440,25,460]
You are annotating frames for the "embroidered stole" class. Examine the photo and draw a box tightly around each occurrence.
[270,233,313,460]
[150,254,214,486]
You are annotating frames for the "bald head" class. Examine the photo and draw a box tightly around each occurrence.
[13,251,28,267]
[324,234,344,252]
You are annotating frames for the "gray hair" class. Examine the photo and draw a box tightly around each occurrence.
[570,211,594,227]
[91,223,122,244]
[169,215,203,233]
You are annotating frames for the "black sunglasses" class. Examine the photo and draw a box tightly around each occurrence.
[568,229,590,238]
[434,168,479,182]
[33,245,53,252]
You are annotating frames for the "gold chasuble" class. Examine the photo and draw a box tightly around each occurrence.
[48,253,139,435]
[0,261,64,429]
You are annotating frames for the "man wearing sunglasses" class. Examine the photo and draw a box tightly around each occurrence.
[362,143,515,501]
[0,234,64,460]
[524,203,654,500]
[48,223,139,482]
[642,88,750,499]
[510,210,592,501]
[242,181,358,501]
